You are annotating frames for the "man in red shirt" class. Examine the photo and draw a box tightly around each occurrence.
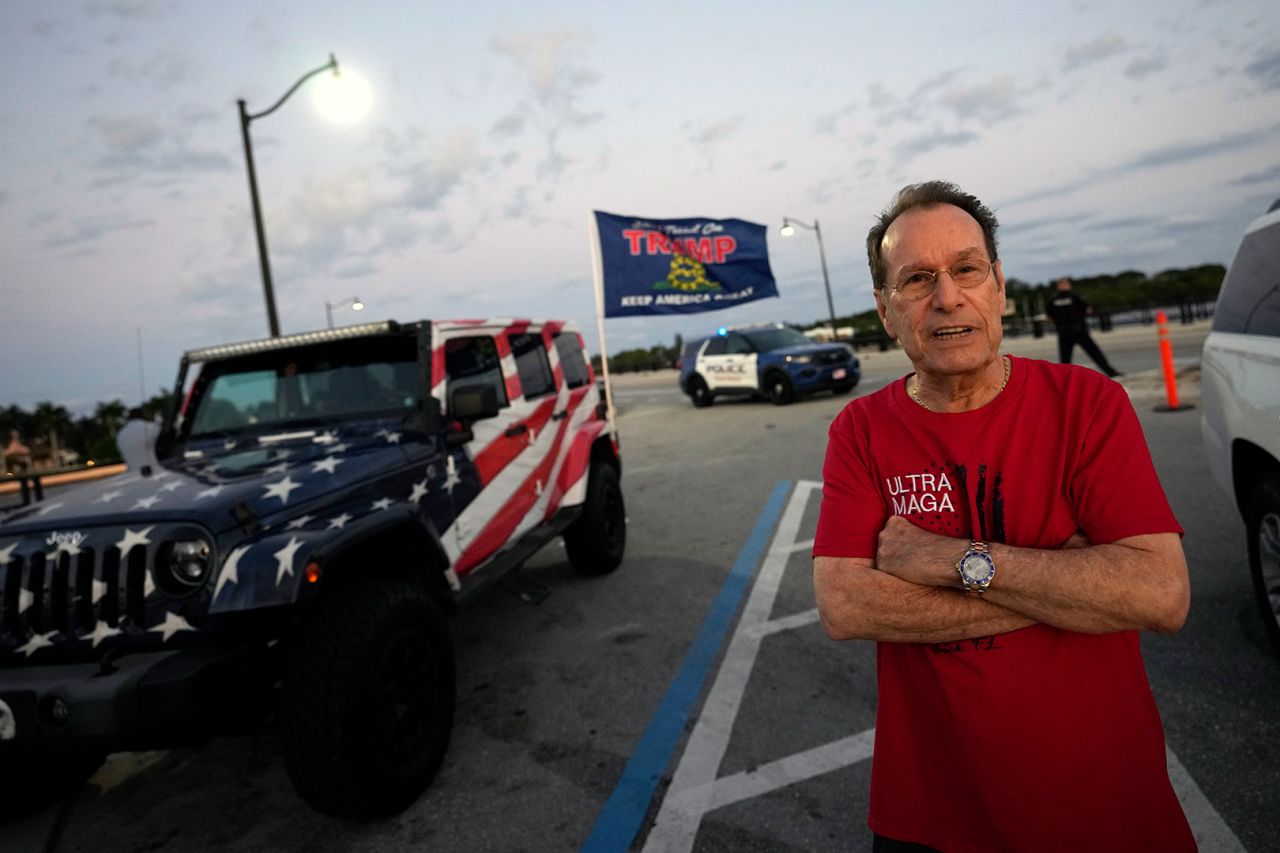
[812,181,1194,852]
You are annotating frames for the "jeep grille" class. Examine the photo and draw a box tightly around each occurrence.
[1,542,149,645]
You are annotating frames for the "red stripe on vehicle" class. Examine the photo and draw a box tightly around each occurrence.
[454,406,575,574]
[471,397,558,485]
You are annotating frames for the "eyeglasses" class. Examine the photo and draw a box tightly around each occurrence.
[888,257,993,300]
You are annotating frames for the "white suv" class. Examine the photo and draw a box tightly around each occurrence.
[1201,199,1280,654]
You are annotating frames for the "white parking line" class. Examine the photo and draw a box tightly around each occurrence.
[642,479,1246,853]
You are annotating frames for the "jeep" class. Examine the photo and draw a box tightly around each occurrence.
[0,318,625,818]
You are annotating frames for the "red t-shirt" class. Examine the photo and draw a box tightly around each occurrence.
[813,356,1194,852]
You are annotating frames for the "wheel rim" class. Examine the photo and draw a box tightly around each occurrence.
[1260,510,1280,629]
[372,629,438,768]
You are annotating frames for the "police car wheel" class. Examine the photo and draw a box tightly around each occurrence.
[689,375,713,408]
[282,580,455,817]
[767,373,795,405]
[565,462,626,575]
[1247,476,1280,657]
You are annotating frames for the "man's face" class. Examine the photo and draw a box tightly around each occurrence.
[874,204,1006,380]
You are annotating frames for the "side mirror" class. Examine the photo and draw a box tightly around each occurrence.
[449,384,500,423]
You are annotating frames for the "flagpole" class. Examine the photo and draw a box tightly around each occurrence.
[587,210,617,424]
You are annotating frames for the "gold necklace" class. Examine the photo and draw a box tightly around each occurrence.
[910,355,1010,412]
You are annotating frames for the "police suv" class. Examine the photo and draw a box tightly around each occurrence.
[678,323,860,407]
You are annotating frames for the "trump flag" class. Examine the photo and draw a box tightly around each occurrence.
[593,211,778,317]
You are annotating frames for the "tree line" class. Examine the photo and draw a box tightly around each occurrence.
[1,392,174,471]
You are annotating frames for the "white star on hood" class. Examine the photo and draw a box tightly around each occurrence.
[214,545,251,600]
[96,490,123,504]
[0,543,15,565]
[88,620,121,648]
[195,485,224,500]
[371,498,394,511]
[132,495,161,510]
[263,476,301,505]
[148,611,195,642]
[408,479,429,504]
[16,631,56,657]
[116,526,155,553]
[312,456,342,475]
[35,502,65,516]
[286,514,314,530]
[327,513,353,530]
[274,536,303,585]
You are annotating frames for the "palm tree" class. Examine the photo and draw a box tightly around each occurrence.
[32,401,72,468]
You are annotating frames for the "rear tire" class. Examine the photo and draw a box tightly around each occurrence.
[281,581,455,818]
[564,463,626,575]
[688,375,713,408]
[1247,477,1280,657]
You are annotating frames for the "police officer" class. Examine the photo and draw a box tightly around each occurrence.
[1045,277,1121,377]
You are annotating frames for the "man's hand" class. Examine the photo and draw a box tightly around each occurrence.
[874,515,967,588]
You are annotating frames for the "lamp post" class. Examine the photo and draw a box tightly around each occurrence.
[238,54,340,338]
[325,296,364,328]
[780,217,840,341]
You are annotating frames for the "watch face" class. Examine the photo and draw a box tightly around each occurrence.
[961,552,995,584]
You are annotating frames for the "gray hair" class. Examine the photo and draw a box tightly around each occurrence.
[866,181,1000,289]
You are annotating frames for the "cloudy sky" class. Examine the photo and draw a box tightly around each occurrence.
[2,0,1278,414]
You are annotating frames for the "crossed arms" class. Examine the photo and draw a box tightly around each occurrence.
[813,515,1190,644]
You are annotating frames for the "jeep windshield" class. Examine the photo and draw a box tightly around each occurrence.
[181,337,419,441]
[740,327,812,351]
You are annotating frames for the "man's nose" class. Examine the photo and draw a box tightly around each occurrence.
[930,270,965,305]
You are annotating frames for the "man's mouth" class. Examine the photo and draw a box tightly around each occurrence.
[932,326,972,339]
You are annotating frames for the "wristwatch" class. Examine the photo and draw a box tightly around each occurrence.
[956,541,996,595]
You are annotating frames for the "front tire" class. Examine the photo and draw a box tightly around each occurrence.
[564,462,626,575]
[1248,477,1280,657]
[282,581,455,818]
[766,372,795,405]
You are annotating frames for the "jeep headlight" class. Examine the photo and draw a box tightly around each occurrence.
[785,354,813,364]
[164,538,212,590]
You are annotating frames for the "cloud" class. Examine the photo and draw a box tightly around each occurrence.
[491,112,525,138]
[107,51,192,87]
[1125,53,1167,80]
[938,74,1023,123]
[813,100,857,135]
[1062,32,1128,71]
[490,29,602,182]
[43,214,155,249]
[84,0,169,19]
[1007,123,1280,206]
[87,114,232,173]
[1244,46,1280,91]
[688,116,743,146]
[1230,162,1280,185]
[893,128,980,160]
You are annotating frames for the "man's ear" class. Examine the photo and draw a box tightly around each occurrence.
[993,260,1007,314]
[874,288,897,340]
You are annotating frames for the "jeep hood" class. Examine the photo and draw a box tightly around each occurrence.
[0,429,414,536]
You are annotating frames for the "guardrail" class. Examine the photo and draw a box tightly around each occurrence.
[0,463,128,508]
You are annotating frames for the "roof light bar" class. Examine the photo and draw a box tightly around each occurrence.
[184,321,399,362]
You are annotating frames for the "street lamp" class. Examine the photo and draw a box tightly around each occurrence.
[238,54,341,338]
[780,217,840,341]
[325,296,365,328]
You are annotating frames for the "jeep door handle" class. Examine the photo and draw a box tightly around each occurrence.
[551,410,568,421]
[504,423,528,437]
